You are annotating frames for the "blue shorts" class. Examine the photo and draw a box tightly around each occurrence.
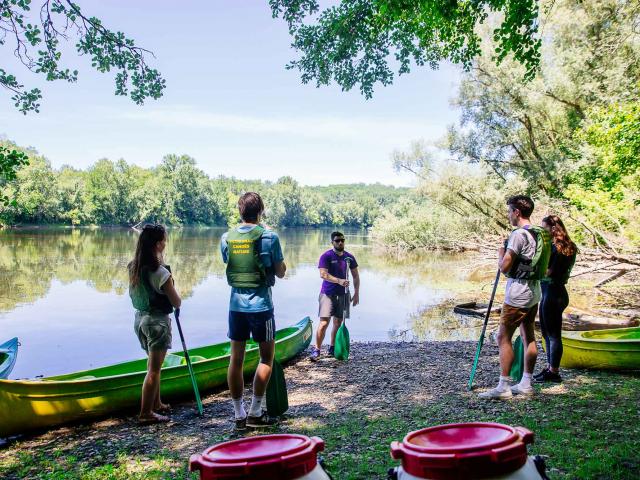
[228,309,275,342]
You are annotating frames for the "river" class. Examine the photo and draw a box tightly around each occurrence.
[1,227,502,378]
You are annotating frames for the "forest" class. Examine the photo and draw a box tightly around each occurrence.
[373,0,640,260]
[0,143,408,228]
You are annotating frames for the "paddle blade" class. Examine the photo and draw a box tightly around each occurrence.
[509,336,524,382]
[334,322,350,361]
[266,359,289,417]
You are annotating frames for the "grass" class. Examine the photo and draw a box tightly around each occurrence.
[1,370,638,479]
[297,372,640,479]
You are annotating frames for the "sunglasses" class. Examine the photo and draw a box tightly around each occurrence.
[333,238,345,243]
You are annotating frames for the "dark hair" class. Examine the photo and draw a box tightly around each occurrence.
[506,195,534,218]
[542,215,577,256]
[238,192,264,222]
[128,224,166,286]
[331,231,345,241]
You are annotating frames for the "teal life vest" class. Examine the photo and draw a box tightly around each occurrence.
[225,225,268,288]
[129,265,174,314]
[506,226,552,281]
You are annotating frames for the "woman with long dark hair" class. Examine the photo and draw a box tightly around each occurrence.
[535,215,577,383]
[128,224,181,423]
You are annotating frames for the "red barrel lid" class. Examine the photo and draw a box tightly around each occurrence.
[190,434,324,480]
[390,423,534,480]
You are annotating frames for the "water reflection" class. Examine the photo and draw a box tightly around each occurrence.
[1,227,494,378]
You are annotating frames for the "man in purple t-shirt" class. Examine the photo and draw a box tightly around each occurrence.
[310,231,360,361]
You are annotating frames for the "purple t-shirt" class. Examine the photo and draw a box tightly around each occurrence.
[318,249,358,296]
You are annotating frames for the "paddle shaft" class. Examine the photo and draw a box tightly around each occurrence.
[344,257,351,320]
[467,269,501,391]
[174,309,204,415]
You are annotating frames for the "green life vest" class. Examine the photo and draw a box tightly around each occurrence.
[507,226,552,281]
[129,265,174,314]
[225,225,268,288]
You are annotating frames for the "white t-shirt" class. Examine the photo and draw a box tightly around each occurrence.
[148,265,171,294]
[504,228,541,309]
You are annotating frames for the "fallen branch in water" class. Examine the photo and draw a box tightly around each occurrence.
[595,269,629,288]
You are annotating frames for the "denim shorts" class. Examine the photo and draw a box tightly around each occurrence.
[228,309,275,342]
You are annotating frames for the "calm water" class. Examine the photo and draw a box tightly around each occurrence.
[1,227,495,379]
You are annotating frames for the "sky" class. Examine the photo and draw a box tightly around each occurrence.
[0,1,461,186]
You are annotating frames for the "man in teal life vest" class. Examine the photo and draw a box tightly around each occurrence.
[221,192,286,429]
[480,195,551,400]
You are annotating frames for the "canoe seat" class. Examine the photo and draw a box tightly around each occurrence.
[162,354,206,368]
[184,355,206,364]
[162,354,184,368]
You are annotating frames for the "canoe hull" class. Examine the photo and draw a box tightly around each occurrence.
[0,318,312,438]
[0,337,19,380]
[559,327,640,370]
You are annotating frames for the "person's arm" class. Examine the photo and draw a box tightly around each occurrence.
[499,231,519,274]
[220,234,229,264]
[268,233,286,279]
[499,248,516,275]
[546,247,558,278]
[161,276,182,309]
[350,267,360,306]
[319,268,349,287]
[274,261,286,278]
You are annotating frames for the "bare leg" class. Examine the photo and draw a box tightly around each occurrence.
[330,317,344,346]
[315,318,331,349]
[253,340,275,397]
[520,320,538,374]
[497,323,518,377]
[140,349,167,420]
[228,340,246,400]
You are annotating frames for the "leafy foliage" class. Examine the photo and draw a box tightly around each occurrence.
[270,0,541,98]
[0,142,409,227]
[0,145,29,206]
[0,0,165,113]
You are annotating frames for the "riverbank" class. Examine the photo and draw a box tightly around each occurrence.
[1,341,638,479]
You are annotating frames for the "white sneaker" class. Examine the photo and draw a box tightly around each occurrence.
[511,384,534,396]
[478,387,513,400]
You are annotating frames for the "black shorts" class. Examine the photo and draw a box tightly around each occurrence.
[228,309,275,342]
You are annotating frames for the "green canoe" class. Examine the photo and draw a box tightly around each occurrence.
[559,326,640,370]
[0,317,312,438]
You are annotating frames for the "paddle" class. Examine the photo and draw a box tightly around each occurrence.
[334,257,351,361]
[467,269,501,390]
[510,335,524,382]
[174,308,203,416]
[266,358,289,417]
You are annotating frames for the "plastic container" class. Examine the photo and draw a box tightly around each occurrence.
[389,422,546,480]
[189,434,331,480]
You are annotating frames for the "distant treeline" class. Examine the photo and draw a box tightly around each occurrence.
[0,145,408,227]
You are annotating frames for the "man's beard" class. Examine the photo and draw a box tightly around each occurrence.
[334,245,344,252]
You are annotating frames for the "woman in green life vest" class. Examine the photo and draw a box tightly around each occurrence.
[128,224,182,424]
[535,215,577,383]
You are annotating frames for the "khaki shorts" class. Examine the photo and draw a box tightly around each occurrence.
[318,293,350,319]
[134,312,172,353]
[500,303,537,328]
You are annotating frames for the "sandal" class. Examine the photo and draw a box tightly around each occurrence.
[154,403,171,414]
[138,413,170,425]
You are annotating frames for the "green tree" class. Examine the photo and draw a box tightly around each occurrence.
[446,0,640,196]
[0,0,165,114]
[270,0,541,98]
[83,159,136,224]
[0,143,29,206]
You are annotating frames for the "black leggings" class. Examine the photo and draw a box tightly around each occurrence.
[539,283,569,369]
